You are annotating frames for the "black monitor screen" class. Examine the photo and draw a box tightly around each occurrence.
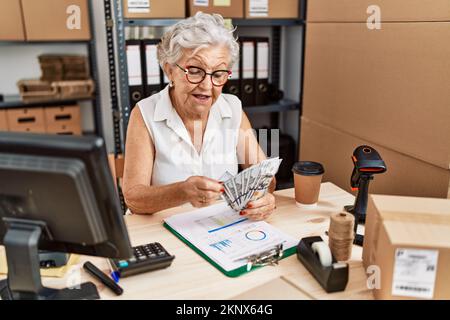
[0,133,132,259]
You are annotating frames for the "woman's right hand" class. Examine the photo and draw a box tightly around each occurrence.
[181,176,224,208]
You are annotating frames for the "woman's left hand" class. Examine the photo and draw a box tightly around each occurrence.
[240,193,276,221]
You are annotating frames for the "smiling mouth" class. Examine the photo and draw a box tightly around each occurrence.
[192,94,211,101]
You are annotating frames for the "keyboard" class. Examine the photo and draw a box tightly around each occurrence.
[110,242,175,278]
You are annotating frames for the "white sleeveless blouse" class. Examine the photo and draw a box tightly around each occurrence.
[137,85,242,186]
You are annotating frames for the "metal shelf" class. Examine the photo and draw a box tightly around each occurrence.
[243,99,299,114]
[233,19,304,26]
[0,40,91,46]
[0,95,95,109]
[124,18,304,27]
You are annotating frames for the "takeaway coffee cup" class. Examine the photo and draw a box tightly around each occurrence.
[292,161,325,207]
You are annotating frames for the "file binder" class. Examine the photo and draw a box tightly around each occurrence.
[255,38,269,106]
[240,38,256,106]
[125,40,145,109]
[142,39,162,97]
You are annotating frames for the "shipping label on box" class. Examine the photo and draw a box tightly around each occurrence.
[363,194,450,299]
[214,0,231,6]
[128,0,150,13]
[194,0,209,6]
[249,0,268,17]
[392,248,439,299]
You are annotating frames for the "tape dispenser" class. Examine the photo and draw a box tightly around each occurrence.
[296,236,349,293]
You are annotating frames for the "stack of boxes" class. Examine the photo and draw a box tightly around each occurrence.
[300,0,450,199]
[363,194,450,299]
[39,55,90,82]
[2,105,82,135]
[122,0,300,19]
[0,0,91,41]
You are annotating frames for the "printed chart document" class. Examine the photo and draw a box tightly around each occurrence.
[164,202,298,274]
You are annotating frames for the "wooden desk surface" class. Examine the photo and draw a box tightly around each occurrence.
[1,182,373,300]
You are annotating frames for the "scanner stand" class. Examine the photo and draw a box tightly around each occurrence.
[0,219,99,300]
[296,236,348,293]
[345,175,373,247]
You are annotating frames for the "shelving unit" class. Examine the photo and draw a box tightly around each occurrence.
[243,99,299,114]
[0,0,103,137]
[124,18,303,27]
[0,95,95,109]
[105,0,305,189]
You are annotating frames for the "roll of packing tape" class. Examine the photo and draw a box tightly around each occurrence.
[311,241,333,267]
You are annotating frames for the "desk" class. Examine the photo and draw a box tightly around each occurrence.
[1,182,373,300]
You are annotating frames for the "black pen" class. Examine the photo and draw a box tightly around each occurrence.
[83,261,123,296]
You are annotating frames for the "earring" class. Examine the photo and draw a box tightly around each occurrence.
[169,80,174,88]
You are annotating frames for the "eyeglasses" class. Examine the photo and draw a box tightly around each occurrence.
[176,64,232,87]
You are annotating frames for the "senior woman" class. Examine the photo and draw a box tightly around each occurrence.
[122,12,276,220]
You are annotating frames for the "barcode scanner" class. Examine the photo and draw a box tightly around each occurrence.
[344,145,387,246]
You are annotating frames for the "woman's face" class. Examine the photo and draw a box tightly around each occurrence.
[166,45,230,118]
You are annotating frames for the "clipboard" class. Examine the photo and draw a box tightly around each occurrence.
[163,203,298,277]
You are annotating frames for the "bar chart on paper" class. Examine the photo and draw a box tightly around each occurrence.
[209,239,233,252]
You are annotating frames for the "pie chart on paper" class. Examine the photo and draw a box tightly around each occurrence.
[245,230,267,241]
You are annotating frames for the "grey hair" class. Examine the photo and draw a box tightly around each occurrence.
[157,12,239,70]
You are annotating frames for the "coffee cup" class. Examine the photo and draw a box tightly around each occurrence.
[292,161,325,207]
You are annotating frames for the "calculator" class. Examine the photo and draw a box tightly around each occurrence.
[110,242,175,277]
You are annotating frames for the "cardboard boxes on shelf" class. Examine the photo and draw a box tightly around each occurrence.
[123,0,185,18]
[17,79,95,102]
[21,0,91,40]
[17,80,58,102]
[0,110,9,131]
[245,0,299,19]
[0,0,25,40]
[45,105,82,135]
[300,0,450,198]
[3,105,82,136]
[189,0,244,18]
[6,108,47,133]
[39,55,90,82]
[363,194,450,299]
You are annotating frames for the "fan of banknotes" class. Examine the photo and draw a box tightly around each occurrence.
[219,157,283,211]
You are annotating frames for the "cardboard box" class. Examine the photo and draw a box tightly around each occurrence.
[299,117,450,199]
[302,22,450,170]
[44,105,81,135]
[189,0,243,18]
[0,110,9,131]
[21,0,91,41]
[363,194,450,299]
[46,123,82,135]
[245,0,299,19]
[0,0,25,40]
[123,0,185,18]
[6,107,46,133]
[307,0,450,22]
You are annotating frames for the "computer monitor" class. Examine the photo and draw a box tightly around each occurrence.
[0,132,133,300]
